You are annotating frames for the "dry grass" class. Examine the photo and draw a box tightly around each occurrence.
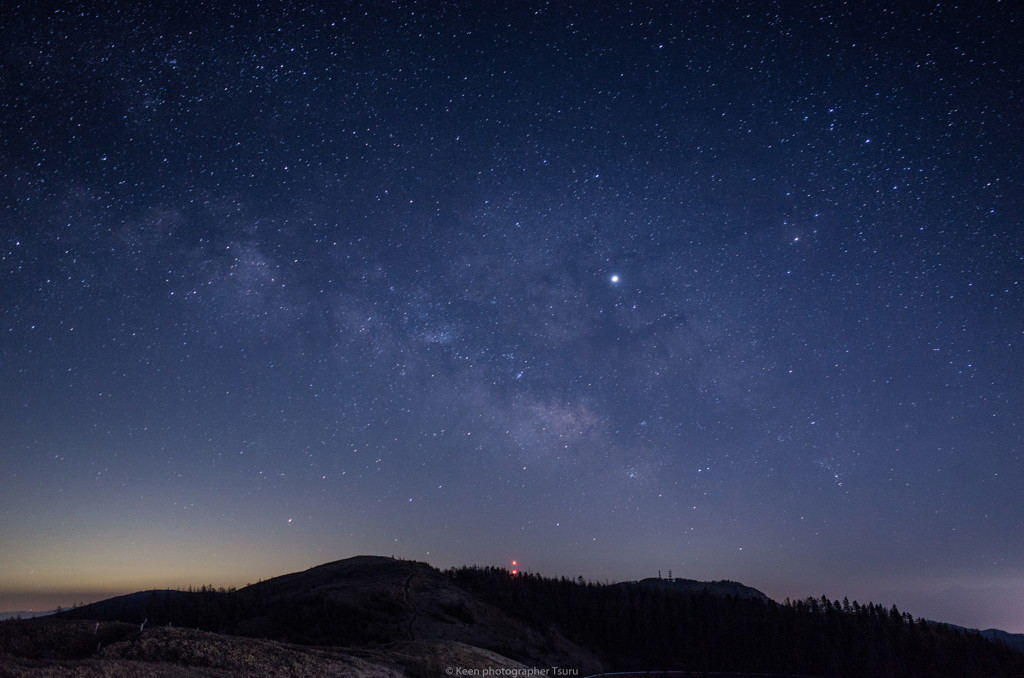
[0,620,404,677]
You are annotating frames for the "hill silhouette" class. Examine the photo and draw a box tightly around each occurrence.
[623,576,771,602]
[2,555,1022,677]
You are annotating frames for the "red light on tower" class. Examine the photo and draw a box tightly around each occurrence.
[511,560,518,576]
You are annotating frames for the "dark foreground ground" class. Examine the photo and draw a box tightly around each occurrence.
[0,617,530,677]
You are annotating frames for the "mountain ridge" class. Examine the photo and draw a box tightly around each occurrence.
[3,555,1023,677]
[622,576,772,602]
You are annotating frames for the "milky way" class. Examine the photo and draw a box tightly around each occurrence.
[1,1,1022,631]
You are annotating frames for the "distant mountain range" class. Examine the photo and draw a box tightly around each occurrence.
[940,623,1024,654]
[0,611,52,621]
[2,555,1022,677]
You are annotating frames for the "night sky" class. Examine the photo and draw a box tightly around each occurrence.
[2,1,1022,632]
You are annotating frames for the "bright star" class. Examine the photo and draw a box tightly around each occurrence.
[610,274,620,284]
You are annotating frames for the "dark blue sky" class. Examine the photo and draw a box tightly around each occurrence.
[2,1,1022,632]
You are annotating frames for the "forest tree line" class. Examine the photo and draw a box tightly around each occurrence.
[446,565,1024,678]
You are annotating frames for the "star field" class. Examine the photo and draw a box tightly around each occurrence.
[1,1,1022,632]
